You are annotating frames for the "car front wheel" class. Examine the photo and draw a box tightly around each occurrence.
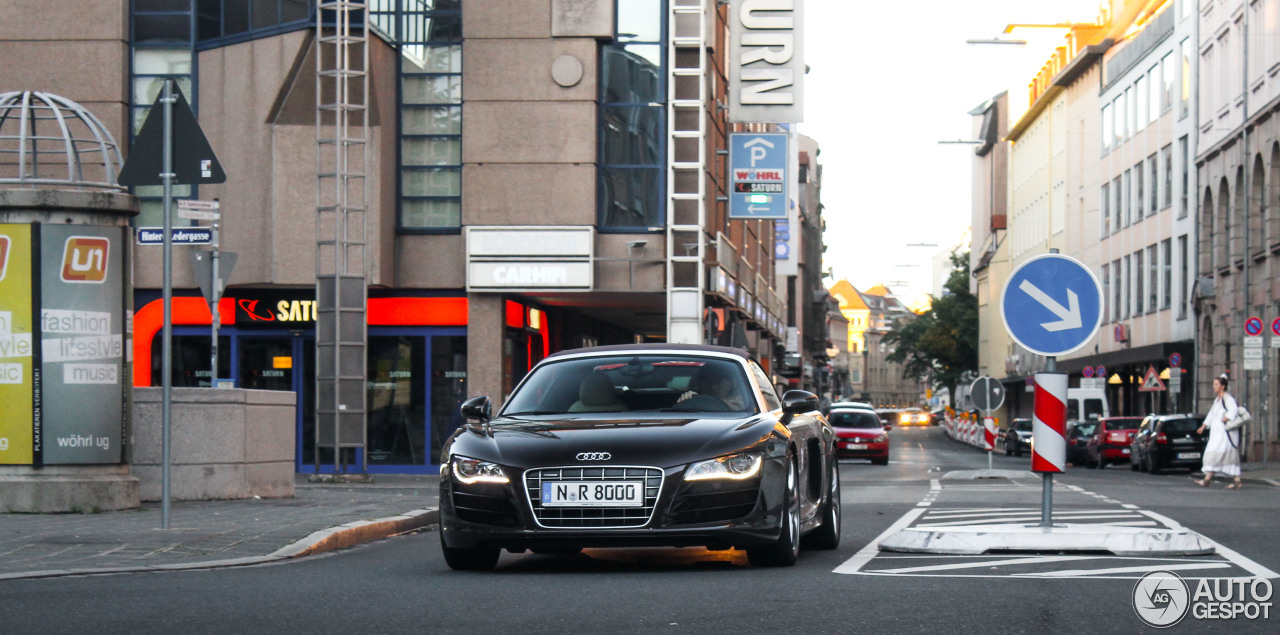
[748,459,800,567]
[440,530,500,571]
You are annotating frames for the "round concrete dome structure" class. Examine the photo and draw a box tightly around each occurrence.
[0,90,124,191]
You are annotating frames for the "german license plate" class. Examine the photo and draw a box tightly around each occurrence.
[541,481,643,507]
[1122,448,1130,454]
[1177,452,1200,460]
[842,443,868,450]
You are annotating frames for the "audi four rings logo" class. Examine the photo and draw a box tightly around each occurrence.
[576,452,611,461]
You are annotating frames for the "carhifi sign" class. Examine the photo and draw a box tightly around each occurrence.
[466,226,594,292]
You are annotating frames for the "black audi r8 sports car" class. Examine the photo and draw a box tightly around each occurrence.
[438,344,841,570]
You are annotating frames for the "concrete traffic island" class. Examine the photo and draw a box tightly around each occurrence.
[879,523,1216,557]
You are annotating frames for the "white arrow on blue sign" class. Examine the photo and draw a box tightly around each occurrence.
[1000,253,1103,357]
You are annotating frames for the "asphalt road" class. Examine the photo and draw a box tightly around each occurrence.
[2,426,1275,634]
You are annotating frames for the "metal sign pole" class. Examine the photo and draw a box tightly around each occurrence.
[210,204,220,383]
[160,78,175,530]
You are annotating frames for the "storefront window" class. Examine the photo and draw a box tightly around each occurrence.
[239,336,295,391]
[367,336,427,465]
[154,334,231,387]
[430,335,467,464]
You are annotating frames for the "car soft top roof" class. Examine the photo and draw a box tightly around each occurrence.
[545,343,755,362]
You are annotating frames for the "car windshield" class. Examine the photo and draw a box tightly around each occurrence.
[1071,423,1098,437]
[1013,419,1033,431]
[500,354,759,417]
[1161,418,1199,435]
[829,410,881,429]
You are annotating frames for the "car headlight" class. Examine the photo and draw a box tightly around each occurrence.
[451,456,509,484]
[873,434,888,443]
[686,452,763,481]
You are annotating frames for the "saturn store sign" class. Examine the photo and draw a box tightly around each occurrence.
[465,227,593,292]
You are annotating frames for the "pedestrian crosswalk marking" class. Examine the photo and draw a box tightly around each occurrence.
[1027,562,1232,577]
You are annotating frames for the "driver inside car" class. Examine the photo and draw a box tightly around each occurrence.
[677,363,748,411]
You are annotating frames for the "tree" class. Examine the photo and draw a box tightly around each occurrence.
[884,251,978,407]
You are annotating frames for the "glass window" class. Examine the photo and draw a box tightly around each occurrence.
[1114,94,1126,145]
[1134,163,1144,223]
[131,2,197,227]
[1161,239,1172,310]
[1148,154,1159,216]
[196,1,314,43]
[1178,235,1188,319]
[239,336,295,391]
[1147,245,1158,313]
[1124,87,1134,140]
[388,2,464,231]
[367,335,427,466]
[1146,66,1159,124]
[1101,103,1112,152]
[1162,144,1172,208]
[1135,250,1144,314]
[1124,255,1132,318]
[1102,264,1110,323]
[1179,136,1189,218]
[1114,176,1123,228]
[153,334,231,387]
[1101,182,1110,235]
[599,0,666,230]
[430,334,468,465]
[1180,39,1191,119]
[750,361,781,411]
[1113,258,1123,319]
[1135,74,1148,130]
[1161,51,1175,113]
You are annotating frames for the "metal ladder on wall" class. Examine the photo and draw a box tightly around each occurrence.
[666,0,709,344]
[315,1,369,471]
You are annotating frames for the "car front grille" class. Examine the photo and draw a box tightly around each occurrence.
[666,477,761,525]
[523,466,663,529]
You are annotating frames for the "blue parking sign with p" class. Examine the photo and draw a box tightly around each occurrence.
[730,133,787,219]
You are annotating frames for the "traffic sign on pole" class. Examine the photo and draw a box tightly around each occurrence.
[1245,316,1264,336]
[729,133,788,219]
[1000,254,1104,357]
[969,375,1005,412]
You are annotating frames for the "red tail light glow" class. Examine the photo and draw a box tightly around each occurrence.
[1156,432,1168,444]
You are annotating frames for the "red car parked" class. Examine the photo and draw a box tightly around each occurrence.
[1085,416,1145,468]
[829,407,890,465]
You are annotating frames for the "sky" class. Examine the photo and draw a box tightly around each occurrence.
[797,0,1108,305]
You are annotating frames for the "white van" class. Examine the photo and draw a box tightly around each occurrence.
[1066,387,1109,422]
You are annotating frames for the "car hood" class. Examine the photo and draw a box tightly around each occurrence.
[834,427,886,436]
[445,414,782,469]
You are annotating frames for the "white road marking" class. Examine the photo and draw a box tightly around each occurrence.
[832,507,926,575]
[868,555,1092,574]
[914,513,1145,528]
[923,508,1115,519]
[1026,562,1234,578]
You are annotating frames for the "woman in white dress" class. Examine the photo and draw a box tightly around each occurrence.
[1195,374,1242,489]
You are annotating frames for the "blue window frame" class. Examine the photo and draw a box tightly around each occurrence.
[195,0,313,48]
[130,0,198,227]
[598,0,666,232]
[371,0,464,233]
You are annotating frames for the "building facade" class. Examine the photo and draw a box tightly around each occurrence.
[1194,0,1280,460]
[0,0,815,474]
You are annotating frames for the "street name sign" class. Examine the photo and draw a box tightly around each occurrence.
[1000,253,1103,357]
[136,227,212,245]
[177,199,221,221]
[729,133,787,220]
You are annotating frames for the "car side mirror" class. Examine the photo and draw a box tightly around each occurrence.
[780,390,819,415]
[460,395,492,421]
[883,424,892,432]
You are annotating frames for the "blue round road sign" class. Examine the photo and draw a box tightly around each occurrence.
[1000,254,1104,357]
[1245,316,1263,336]
[1082,366,1094,378]
[1273,317,1280,337]
[1169,352,1181,367]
